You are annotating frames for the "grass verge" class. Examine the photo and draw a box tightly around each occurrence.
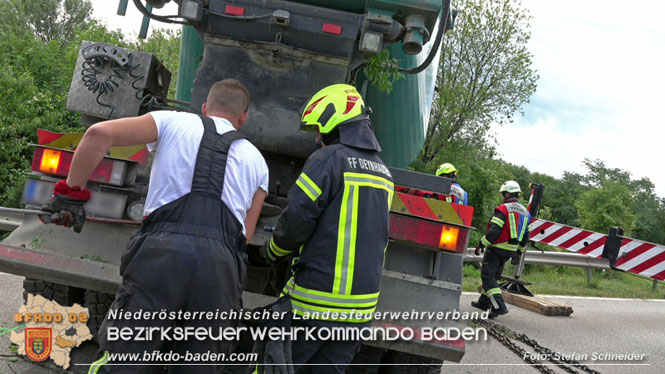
[462,262,664,299]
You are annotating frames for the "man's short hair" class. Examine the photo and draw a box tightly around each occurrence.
[206,79,250,116]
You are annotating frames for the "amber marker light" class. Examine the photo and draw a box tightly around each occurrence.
[439,226,459,251]
[39,149,61,174]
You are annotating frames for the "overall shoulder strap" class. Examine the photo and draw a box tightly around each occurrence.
[191,115,248,196]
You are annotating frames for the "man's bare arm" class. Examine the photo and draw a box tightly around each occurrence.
[244,188,267,243]
[66,114,158,188]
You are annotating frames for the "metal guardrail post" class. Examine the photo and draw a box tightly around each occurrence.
[587,267,593,285]
[654,279,658,291]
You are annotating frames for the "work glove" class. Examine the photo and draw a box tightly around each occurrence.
[511,249,523,265]
[39,180,90,233]
[260,241,276,266]
[474,243,485,256]
[246,297,294,374]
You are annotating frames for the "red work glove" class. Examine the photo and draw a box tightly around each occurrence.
[39,180,91,233]
[474,244,485,256]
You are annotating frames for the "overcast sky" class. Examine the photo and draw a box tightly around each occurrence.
[92,1,665,197]
[495,0,665,197]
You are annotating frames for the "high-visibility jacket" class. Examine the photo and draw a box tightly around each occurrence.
[394,182,468,205]
[481,200,531,251]
[442,183,468,205]
[267,121,394,324]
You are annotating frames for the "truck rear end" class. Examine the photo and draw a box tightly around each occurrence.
[0,0,475,370]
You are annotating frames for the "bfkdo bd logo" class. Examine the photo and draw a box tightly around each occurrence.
[25,328,52,362]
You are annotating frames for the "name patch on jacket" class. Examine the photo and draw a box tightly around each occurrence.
[347,157,392,178]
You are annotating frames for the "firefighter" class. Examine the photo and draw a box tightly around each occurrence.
[435,163,468,205]
[472,180,530,318]
[259,84,394,373]
[40,79,269,373]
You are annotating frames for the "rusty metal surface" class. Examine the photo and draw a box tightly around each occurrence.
[0,243,121,294]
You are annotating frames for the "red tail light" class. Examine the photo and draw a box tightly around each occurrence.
[389,214,469,253]
[322,23,343,35]
[32,146,129,186]
[225,5,245,16]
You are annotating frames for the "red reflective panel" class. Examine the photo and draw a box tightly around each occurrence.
[32,147,127,185]
[344,95,359,115]
[322,23,342,35]
[304,96,326,117]
[389,214,468,253]
[225,5,245,16]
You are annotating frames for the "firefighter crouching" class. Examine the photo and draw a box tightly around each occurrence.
[251,84,394,374]
[472,180,530,318]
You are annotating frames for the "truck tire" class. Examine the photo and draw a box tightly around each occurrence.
[377,351,443,374]
[84,290,115,343]
[22,278,85,307]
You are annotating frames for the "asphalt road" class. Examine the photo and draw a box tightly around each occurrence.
[2,272,664,374]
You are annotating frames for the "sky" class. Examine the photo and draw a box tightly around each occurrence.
[494,0,665,197]
[92,1,665,197]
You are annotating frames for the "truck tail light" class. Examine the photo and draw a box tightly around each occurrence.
[32,146,130,187]
[389,214,468,253]
[322,23,342,35]
[225,5,245,16]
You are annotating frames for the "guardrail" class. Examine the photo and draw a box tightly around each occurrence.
[463,248,614,285]
[463,248,611,269]
[464,248,662,290]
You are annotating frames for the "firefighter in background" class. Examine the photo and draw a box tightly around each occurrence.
[394,163,468,205]
[435,163,469,205]
[259,84,394,373]
[472,180,530,318]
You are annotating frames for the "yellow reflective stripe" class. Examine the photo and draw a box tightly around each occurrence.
[266,247,276,261]
[284,278,380,300]
[343,172,394,188]
[493,242,518,251]
[284,282,379,308]
[332,173,393,295]
[269,238,291,257]
[345,186,360,295]
[291,299,375,323]
[490,216,505,227]
[517,216,529,242]
[509,213,518,239]
[487,288,502,296]
[481,236,492,247]
[88,350,109,374]
[335,183,355,294]
[296,180,317,201]
[333,185,350,294]
[296,173,322,202]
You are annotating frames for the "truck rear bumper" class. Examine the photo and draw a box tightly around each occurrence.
[0,242,465,362]
[0,243,120,295]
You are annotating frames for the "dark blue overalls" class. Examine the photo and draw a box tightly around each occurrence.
[90,116,248,374]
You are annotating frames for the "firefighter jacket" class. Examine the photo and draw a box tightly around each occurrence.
[267,120,394,324]
[481,199,531,251]
[394,183,467,205]
[443,183,468,205]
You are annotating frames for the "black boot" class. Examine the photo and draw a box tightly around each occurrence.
[488,308,508,319]
[471,300,491,311]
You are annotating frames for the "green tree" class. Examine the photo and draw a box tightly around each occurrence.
[575,180,636,235]
[134,28,182,99]
[0,0,93,44]
[421,0,538,163]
